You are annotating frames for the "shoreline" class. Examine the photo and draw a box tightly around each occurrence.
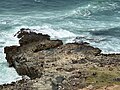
[1,28,120,90]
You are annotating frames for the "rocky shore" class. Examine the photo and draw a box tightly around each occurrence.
[0,28,120,90]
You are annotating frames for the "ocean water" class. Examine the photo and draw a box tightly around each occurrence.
[0,0,120,84]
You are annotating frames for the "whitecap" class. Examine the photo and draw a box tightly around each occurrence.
[34,0,42,3]
[0,30,21,85]
[15,25,77,39]
[0,63,22,85]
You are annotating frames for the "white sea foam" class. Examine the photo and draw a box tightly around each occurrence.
[90,37,120,54]
[0,63,22,85]
[65,34,120,54]
[0,31,21,85]
[34,0,42,3]
[15,25,77,39]
[64,1,119,19]
[15,25,120,54]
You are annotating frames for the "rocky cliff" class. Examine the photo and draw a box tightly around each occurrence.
[1,28,120,90]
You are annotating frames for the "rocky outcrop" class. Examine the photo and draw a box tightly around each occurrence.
[15,28,50,46]
[2,29,120,90]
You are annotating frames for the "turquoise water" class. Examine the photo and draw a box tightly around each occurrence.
[0,0,120,84]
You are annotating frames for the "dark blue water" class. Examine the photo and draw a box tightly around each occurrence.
[0,0,120,84]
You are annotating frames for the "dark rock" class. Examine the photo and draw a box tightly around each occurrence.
[15,29,50,46]
[113,78,120,82]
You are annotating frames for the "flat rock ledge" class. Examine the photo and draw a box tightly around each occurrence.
[1,28,120,90]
